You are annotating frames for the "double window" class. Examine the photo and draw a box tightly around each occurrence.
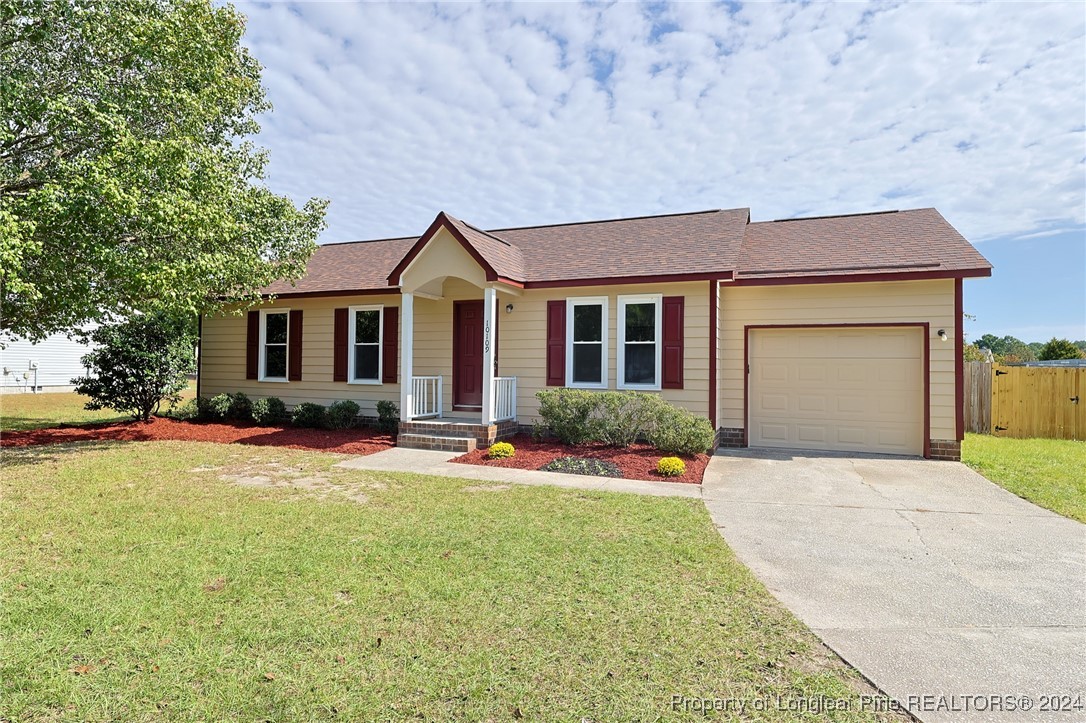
[259,310,289,381]
[566,297,607,388]
[349,306,383,383]
[617,295,662,389]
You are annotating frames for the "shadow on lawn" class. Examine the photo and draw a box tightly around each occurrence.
[1,440,130,468]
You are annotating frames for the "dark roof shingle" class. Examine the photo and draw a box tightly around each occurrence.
[263,206,990,296]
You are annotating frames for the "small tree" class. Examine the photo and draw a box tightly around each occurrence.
[1038,338,1085,361]
[72,312,197,421]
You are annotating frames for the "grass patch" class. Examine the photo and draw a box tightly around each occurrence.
[0,383,195,432]
[1,441,889,721]
[963,433,1086,523]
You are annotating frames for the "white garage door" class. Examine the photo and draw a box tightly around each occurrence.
[748,327,924,456]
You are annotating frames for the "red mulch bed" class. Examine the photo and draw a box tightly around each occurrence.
[0,417,395,456]
[452,434,708,484]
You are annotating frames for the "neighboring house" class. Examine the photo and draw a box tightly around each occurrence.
[0,328,95,394]
[199,207,992,460]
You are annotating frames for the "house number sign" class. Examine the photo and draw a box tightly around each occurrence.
[484,320,491,353]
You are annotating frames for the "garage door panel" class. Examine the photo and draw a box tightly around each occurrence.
[749,328,923,456]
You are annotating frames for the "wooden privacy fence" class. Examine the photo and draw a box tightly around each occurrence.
[964,362,1085,440]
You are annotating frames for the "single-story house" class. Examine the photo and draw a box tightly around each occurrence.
[199,207,992,460]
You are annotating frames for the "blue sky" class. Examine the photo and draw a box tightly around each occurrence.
[236,1,1086,343]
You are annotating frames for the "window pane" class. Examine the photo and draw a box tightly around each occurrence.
[572,343,602,384]
[573,304,602,342]
[265,313,288,344]
[265,345,287,378]
[625,303,655,342]
[355,310,380,344]
[354,345,379,381]
[624,344,655,385]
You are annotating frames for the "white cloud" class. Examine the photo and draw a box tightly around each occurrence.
[236,1,1086,243]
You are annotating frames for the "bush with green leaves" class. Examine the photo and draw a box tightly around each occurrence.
[647,406,716,456]
[206,393,233,420]
[535,388,600,445]
[535,388,714,454]
[251,397,288,426]
[71,311,197,421]
[227,392,252,421]
[376,400,399,434]
[168,397,204,422]
[326,400,360,430]
[291,402,327,429]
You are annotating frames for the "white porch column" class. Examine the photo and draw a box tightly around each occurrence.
[399,291,414,422]
[480,286,497,425]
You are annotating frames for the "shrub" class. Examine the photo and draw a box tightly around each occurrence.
[535,388,714,454]
[228,392,252,421]
[169,397,204,421]
[251,396,288,426]
[540,456,622,478]
[71,311,197,421]
[376,400,398,434]
[656,456,686,477]
[487,441,515,459]
[207,393,233,420]
[291,401,327,428]
[647,406,716,456]
[592,391,670,447]
[326,400,360,429]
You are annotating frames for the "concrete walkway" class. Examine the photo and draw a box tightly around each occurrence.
[334,447,702,498]
[703,448,1086,722]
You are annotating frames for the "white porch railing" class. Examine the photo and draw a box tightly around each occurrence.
[411,376,442,419]
[492,376,517,422]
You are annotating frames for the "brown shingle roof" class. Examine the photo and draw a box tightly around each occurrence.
[442,214,526,281]
[263,236,414,295]
[495,208,749,282]
[263,207,990,296]
[737,208,992,279]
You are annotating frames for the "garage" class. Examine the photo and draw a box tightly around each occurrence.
[747,326,926,456]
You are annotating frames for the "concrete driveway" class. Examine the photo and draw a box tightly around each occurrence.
[704,449,1086,722]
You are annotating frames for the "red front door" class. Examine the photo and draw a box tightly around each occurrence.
[453,301,484,408]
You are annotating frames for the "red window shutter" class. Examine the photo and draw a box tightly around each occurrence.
[546,300,566,386]
[382,306,398,384]
[662,296,684,389]
[333,308,348,382]
[288,310,303,381]
[245,310,259,380]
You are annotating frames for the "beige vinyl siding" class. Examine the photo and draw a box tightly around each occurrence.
[719,279,957,441]
[200,294,402,416]
[498,281,711,422]
[200,279,714,424]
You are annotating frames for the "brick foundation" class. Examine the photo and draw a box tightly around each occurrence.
[929,439,961,461]
[716,427,745,449]
[397,419,518,448]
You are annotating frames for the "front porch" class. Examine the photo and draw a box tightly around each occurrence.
[390,216,525,450]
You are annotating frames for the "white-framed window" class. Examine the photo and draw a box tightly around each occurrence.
[566,297,608,388]
[259,309,290,382]
[349,305,383,384]
[617,294,662,390]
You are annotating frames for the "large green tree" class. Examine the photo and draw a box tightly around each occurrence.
[1038,338,1085,361]
[1,0,326,341]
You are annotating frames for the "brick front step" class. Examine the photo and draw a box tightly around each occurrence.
[397,433,477,453]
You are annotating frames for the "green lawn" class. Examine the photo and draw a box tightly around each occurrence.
[0,441,891,721]
[963,433,1086,523]
[0,383,195,432]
